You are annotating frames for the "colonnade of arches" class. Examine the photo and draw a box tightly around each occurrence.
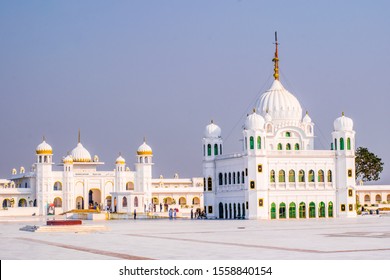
[363,194,390,204]
[218,202,246,219]
[270,169,332,184]
[270,201,333,219]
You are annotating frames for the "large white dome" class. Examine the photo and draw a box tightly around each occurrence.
[71,143,92,162]
[257,80,303,122]
[245,110,265,131]
[333,113,353,131]
[137,141,153,155]
[204,121,221,138]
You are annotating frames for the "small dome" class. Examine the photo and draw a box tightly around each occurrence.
[63,155,73,164]
[303,112,312,123]
[71,143,92,162]
[36,140,53,155]
[258,80,303,122]
[204,120,221,138]
[333,113,353,131]
[245,110,265,131]
[115,155,126,164]
[137,141,153,155]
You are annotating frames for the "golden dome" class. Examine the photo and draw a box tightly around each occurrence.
[36,140,53,155]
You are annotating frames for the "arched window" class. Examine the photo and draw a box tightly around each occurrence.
[122,197,127,207]
[270,203,276,219]
[289,170,295,183]
[207,144,211,156]
[286,132,291,137]
[309,202,316,218]
[286,143,291,150]
[207,177,212,191]
[218,173,223,185]
[220,144,222,155]
[270,170,275,183]
[53,181,62,191]
[387,194,390,202]
[308,170,315,182]
[347,138,351,150]
[233,172,236,184]
[214,144,218,155]
[279,202,286,219]
[249,136,254,150]
[228,173,231,184]
[203,145,205,156]
[328,202,333,218]
[340,137,345,150]
[299,170,305,182]
[277,143,282,150]
[319,202,325,218]
[224,173,227,185]
[299,202,306,218]
[53,197,62,208]
[145,157,149,163]
[289,202,296,218]
[318,170,324,182]
[278,170,285,183]
[245,137,247,150]
[18,198,27,207]
[126,182,134,191]
[364,194,370,202]
[375,194,382,203]
[179,197,186,205]
[267,124,272,132]
[242,171,245,183]
[237,172,240,184]
[295,143,300,150]
[192,197,200,205]
[134,196,138,207]
[257,136,261,149]
[327,170,332,182]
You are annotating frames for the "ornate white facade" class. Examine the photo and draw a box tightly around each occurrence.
[0,137,203,216]
[202,39,360,220]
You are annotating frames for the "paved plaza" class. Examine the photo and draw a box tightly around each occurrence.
[1,215,390,260]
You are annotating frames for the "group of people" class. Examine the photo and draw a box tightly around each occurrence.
[190,208,207,219]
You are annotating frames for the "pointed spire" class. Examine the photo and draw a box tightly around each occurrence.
[78,129,81,143]
[143,136,146,143]
[43,135,46,142]
[272,31,280,80]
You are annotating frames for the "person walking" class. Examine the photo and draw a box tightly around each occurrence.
[134,209,137,220]
[191,209,194,219]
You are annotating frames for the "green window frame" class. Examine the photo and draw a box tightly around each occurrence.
[308,170,315,182]
[279,202,286,219]
[347,138,351,150]
[318,170,324,182]
[327,170,332,182]
[257,136,261,149]
[295,143,300,150]
[270,170,275,183]
[340,137,345,150]
[319,202,325,218]
[271,203,276,219]
[249,136,254,150]
[289,170,295,183]
[299,170,305,182]
[309,202,316,218]
[286,143,291,150]
[289,202,296,218]
[328,202,333,218]
[207,144,211,156]
[214,144,218,155]
[277,143,282,150]
[299,202,306,218]
[279,170,286,183]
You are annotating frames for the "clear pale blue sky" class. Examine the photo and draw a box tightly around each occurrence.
[1,1,389,183]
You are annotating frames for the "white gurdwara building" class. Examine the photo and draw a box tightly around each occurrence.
[202,40,358,220]
[0,134,203,216]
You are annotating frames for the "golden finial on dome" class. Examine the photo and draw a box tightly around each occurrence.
[342,112,345,116]
[143,136,146,143]
[272,31,280,80]
[252,108,256,113]
[78,129,81,143]
[306,111,309,115]
[43,135,46,142]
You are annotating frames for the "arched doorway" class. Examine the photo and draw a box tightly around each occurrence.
[105,196,112,210]
[219,202,223,219]
[88,189,101,209]
[319,202,326,218]
[225,203,228,219]
[270,203,276,219]
[192,197,200,205]
[229,203,232,219]
[76,196,84,209]
[289,202,296,218]
[237,203,241,218]
[233,203,237,219]
[279,202,286,219]
[299,202,306,218]
[309,202,316,218]
[53,197,62,208]
[242,203,246,219]
[328,202,334,218]
[18,198,27,207]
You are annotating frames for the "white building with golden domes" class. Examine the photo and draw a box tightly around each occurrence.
[202,37,360,220]
[0,134,204,216]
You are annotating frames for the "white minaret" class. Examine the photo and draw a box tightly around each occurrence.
[202,120,222,218]
[114,154,126,212]
[135,139,153,212]
[62,155,74,211]
[35,137,53,216]
[332,112,357,218]
[243,110,268,219]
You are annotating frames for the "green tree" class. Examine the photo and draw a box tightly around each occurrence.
[355,147,384,182]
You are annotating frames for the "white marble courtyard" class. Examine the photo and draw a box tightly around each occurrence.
[1,215,390,260]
